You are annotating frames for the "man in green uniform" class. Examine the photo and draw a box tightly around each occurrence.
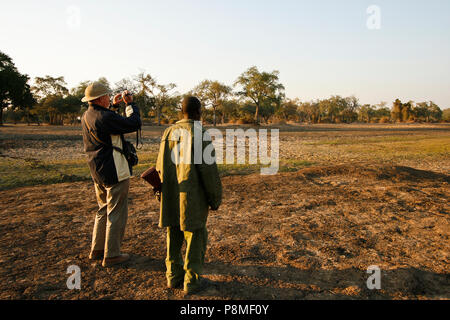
[156,96,222,295]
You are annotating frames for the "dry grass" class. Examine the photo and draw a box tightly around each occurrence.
[0,123,449,300]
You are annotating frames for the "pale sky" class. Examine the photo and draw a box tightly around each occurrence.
[1,0,450,108]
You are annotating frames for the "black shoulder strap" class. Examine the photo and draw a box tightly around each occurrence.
[83,113,104,146]
[83,113,125,155]
[136,128,143,150]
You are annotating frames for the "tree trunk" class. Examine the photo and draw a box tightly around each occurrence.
[213,106,217,126]
[0,106,3,126]
[157,105,161,126]
[254,104,260,125]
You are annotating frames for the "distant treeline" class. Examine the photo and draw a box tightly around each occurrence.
[1,51,449,126]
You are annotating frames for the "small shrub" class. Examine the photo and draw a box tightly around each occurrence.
[235,119,248,125]
[271,119,286,125]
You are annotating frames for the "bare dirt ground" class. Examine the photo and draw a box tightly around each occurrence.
[0,124,449,300]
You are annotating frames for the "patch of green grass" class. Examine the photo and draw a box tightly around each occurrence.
[279,159,315,172]
[301,135,450,164]
[304,135,436,146]
[0,151,318,190]
[0,158,91,191]
[133,152,158,177]
[0,151,160,191]
[1,129,447,190]
[218,159,315,176]
[343,137,450,159]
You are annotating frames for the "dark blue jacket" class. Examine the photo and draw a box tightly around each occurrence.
[81,103,141,186]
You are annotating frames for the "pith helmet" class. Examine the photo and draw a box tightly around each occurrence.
[81,81,111,102]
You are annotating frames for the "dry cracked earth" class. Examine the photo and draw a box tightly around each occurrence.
[0,163,449,300]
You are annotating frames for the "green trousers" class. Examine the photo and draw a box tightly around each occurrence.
[166,226,208,291]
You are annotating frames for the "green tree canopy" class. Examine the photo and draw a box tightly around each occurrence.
[0,51,35,125]
[192,80,231,126]
[133,72,177,125]
[442,108,450,122]
[234,66,285,125]
[32,76,69,102]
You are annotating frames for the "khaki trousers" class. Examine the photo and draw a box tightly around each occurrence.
[91,178,130,258]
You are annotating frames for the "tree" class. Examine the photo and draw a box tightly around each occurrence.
[275,98,299,122]
[391,99,403,122]
[40,95,65,125]
[0,51,35,125]
[298,101,320,123]
[260,100,276,123]
[391,99,420,123]
[62,95,83,124]
[358,104,375,123]
[161,95,182,122]
[220,99,241,123]
[133,72,156,115]
[153,83,177,125]
[238,103,257,123]
[115,77,139,94]
[32,76,69,101]
[428,101,442,122]
[318,98,332,123]
[413,102,429,122]
[130,74,153,119]
[300,96,359,124]
[133,72,177,125]
[234,66,284,125]
[373,105,391,122]
[343,95,359,123]
[402,101,414,122]
[443,108,450,122]
[31,76,71,125]
[32,76,85,125]
[192,80,231,126]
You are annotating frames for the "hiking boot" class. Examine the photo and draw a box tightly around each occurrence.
[89,250,104,261]
[167,278,184,289]
[102,253,130,267]
[184,278,215,296]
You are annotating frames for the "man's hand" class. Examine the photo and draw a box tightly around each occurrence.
[112,93,123,106]
[122,90,133,105]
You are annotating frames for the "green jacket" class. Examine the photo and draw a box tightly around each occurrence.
[156,119,222,231]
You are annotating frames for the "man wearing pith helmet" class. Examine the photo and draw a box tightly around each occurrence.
[81,81,141,267]
[156,96,222,295]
